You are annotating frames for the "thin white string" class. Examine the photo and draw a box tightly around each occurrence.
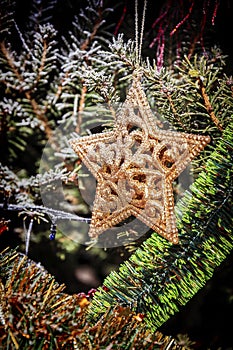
[135,0,147,68]
[135,0,139,64]
[139,0,147,64]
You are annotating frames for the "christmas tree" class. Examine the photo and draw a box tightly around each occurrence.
[0,0,233,348]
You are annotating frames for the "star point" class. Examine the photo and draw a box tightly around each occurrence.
[71,76,210,244]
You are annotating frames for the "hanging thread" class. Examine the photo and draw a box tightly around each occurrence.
[135,0,147,65]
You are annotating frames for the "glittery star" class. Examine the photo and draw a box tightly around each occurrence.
[71,75,210,244]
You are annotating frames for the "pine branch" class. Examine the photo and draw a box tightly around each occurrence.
[0,0,15,40]
[0,26,57,140]
[28,0,58,28]
[88,121,233,331]
[0,163,91,232]
[144,50,231,137]
[80,4,104,51]
[0,203,91,224]
[0,248,182,349]
[197,76,223,131]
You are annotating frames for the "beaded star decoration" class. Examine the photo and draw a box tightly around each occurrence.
[71,73,210,244]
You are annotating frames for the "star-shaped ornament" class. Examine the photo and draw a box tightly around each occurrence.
[71,74,210,244]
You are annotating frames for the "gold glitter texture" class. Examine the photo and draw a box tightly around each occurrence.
[71,76,210,244]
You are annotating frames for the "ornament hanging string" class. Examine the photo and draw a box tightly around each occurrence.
[135,0,147,66]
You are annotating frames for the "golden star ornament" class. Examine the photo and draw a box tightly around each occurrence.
[71,75,210,244]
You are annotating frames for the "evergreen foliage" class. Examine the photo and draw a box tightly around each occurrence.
[0,248,182,349]
[0,0,233,348]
